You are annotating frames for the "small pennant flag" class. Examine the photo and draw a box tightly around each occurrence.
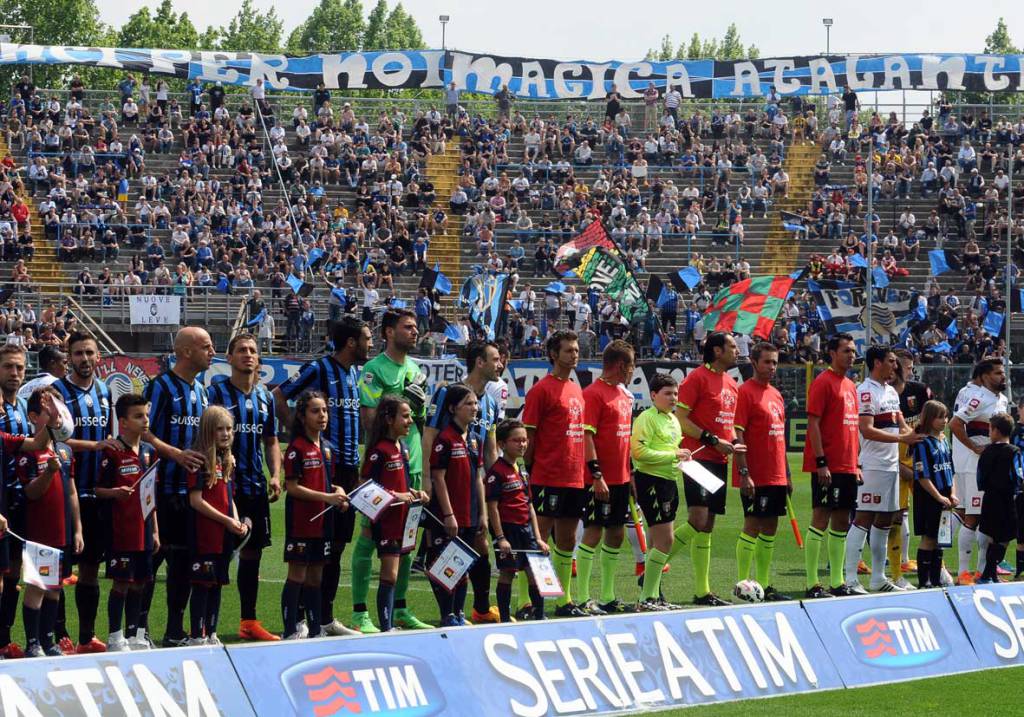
[929,249,964,277]
[430,314,464,343]
[245,308,266,329]
[22,540,62,591]
[849,253,868,269]
[286,273,314,297]
[983,311,1005,337]
[871,266,890,289]
[419,263,452,295]
[702,275,797,338]
[669,266,702,292]
[216,276,230,294]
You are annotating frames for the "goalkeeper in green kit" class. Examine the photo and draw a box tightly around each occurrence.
[350,310,432,632]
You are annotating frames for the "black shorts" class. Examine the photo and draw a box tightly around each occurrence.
[77,497,108,564]
[634,472,679,526]
[234,493,272,551]
[683,461,728,515]
[912,481,950,539]
[811,472,859,511]
[427,527,477,565]
[1017,494,1024,543]
[157,493,189,550]
[0,536,9,575]
[584,483,632,528]
[495,522,539,572]
[980,491,1019,544]
[283,537,331,564]
[331,466,359,544]
[189,552,230,586]
[531,485,588,520]
[740,485,788,518]
[371,512,413,557]
[105,551,154,584]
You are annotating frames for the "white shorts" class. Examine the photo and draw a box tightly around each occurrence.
[954,472,984,516]
[857,469,900,512]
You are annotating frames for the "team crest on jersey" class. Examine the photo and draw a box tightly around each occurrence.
[906,396,918,412]
[85,395,93,408]
[861,392,871,402]
[722,392,736,408]
[287,450,297,461]
[246,399,253,410]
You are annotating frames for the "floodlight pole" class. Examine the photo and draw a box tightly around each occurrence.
[865,148,874,345]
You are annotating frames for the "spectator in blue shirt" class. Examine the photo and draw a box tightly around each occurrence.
[188,79,204,116]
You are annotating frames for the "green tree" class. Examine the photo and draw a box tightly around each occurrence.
[383,3,423,49]
[0,0,107,88]
[217,0,283,53]
[117,0,199,49]
[293,0,366,52]
[649,26,759,61]
[951,17,1022,108]
[363,0,389,50]
[984,17,1019,54]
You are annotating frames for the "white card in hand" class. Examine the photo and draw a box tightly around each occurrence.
[678,460,725,494]
[938,510,953,548]
[526,553,563,598]
[427,539,478,594]
[348,480,395,522]
[402,503,423,552]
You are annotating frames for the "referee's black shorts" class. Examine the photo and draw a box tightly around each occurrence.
[682,460,728,515]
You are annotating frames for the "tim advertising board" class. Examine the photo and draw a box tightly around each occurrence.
[947,583,1024,668]
[229,601,840,715]
[802,590,980,686]
[0,645,253,716]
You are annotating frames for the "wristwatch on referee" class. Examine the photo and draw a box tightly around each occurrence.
[738,467,750,477]
[815,456,828,469]
[700,430,720,447]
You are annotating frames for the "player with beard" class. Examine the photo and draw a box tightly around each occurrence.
[209,333,283,642]
[889,349,933,588]
[950,358,1009,584]
[669,332,744,606]
[274,318,371,638]
[423,341,502,623]
[352,310,432,632]
[54,332,113,653]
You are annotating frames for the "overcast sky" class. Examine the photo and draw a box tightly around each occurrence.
[93,0,1024,59]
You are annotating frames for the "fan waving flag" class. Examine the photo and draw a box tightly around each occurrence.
[419,263,452,295]
[702,275,796,337]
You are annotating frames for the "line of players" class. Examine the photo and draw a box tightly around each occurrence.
[0,312,1018,657]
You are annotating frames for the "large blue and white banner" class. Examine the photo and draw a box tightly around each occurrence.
[2,45,1023,98]
[0,645,254,716]
[228,602,840,715]
[946,584,1024,669]
[802,590,980,687]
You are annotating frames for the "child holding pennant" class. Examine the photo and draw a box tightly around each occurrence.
[360,395,427,632]
[18,388,82,657]
[95,394,159,651]
[426,385,481,627]
[185,406,248,646]
[486,419,549,622]
[281,391,349,639]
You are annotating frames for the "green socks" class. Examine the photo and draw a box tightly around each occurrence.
[669,521,698,562]
[551,547,574,607]
[827,528,847,589]
[516,570,531,607]
[641,549,669,600]
[805,527,824,589]
[395,553,411,602]
[754,533,776,587]
[599,544,620,604]
[692,532,712,597]
[575,543,596,604]
[350,533,375,608]
[736,532,757,582]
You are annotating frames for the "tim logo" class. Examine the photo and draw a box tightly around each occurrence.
[281,652,446,717]
[841,608,950,668]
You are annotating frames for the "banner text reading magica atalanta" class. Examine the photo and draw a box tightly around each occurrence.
[3,45,1024,98]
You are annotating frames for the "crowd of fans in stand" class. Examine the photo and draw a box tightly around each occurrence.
[1,73,1022,362]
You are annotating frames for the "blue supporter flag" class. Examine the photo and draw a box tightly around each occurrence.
[784,222,805,233]
[245,308,266,329]
[389,298,408,308]
[286,273,304,294]
[946,319,958,339]
[929,249,951,276]
[983,311,1005,336]
[652,333,663,356]
[930,341,954,354]
[430,314,464,343]
[871,267,890,289]
[545,281,567,294]
[216,276,230,294]
[419,263,452,295]
[849,253,868,269]
[331,287,347,304]
[669,266,702,291]
[308,248,325,268]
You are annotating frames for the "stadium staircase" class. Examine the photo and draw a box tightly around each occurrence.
[762,141,818,275]
[0,135,62,287]
[423,145,463,281]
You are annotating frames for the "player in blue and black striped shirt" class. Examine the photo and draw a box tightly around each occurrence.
[273,316,369,637]
[53,332,113,653]
[422,340,502,624]
[141,327,213,647]
[912,400,957,589]
[0,344,30,657]
[207,333,281,642]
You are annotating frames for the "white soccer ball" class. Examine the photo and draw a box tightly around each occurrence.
[49,401,75,443]
[733,579,764,603]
